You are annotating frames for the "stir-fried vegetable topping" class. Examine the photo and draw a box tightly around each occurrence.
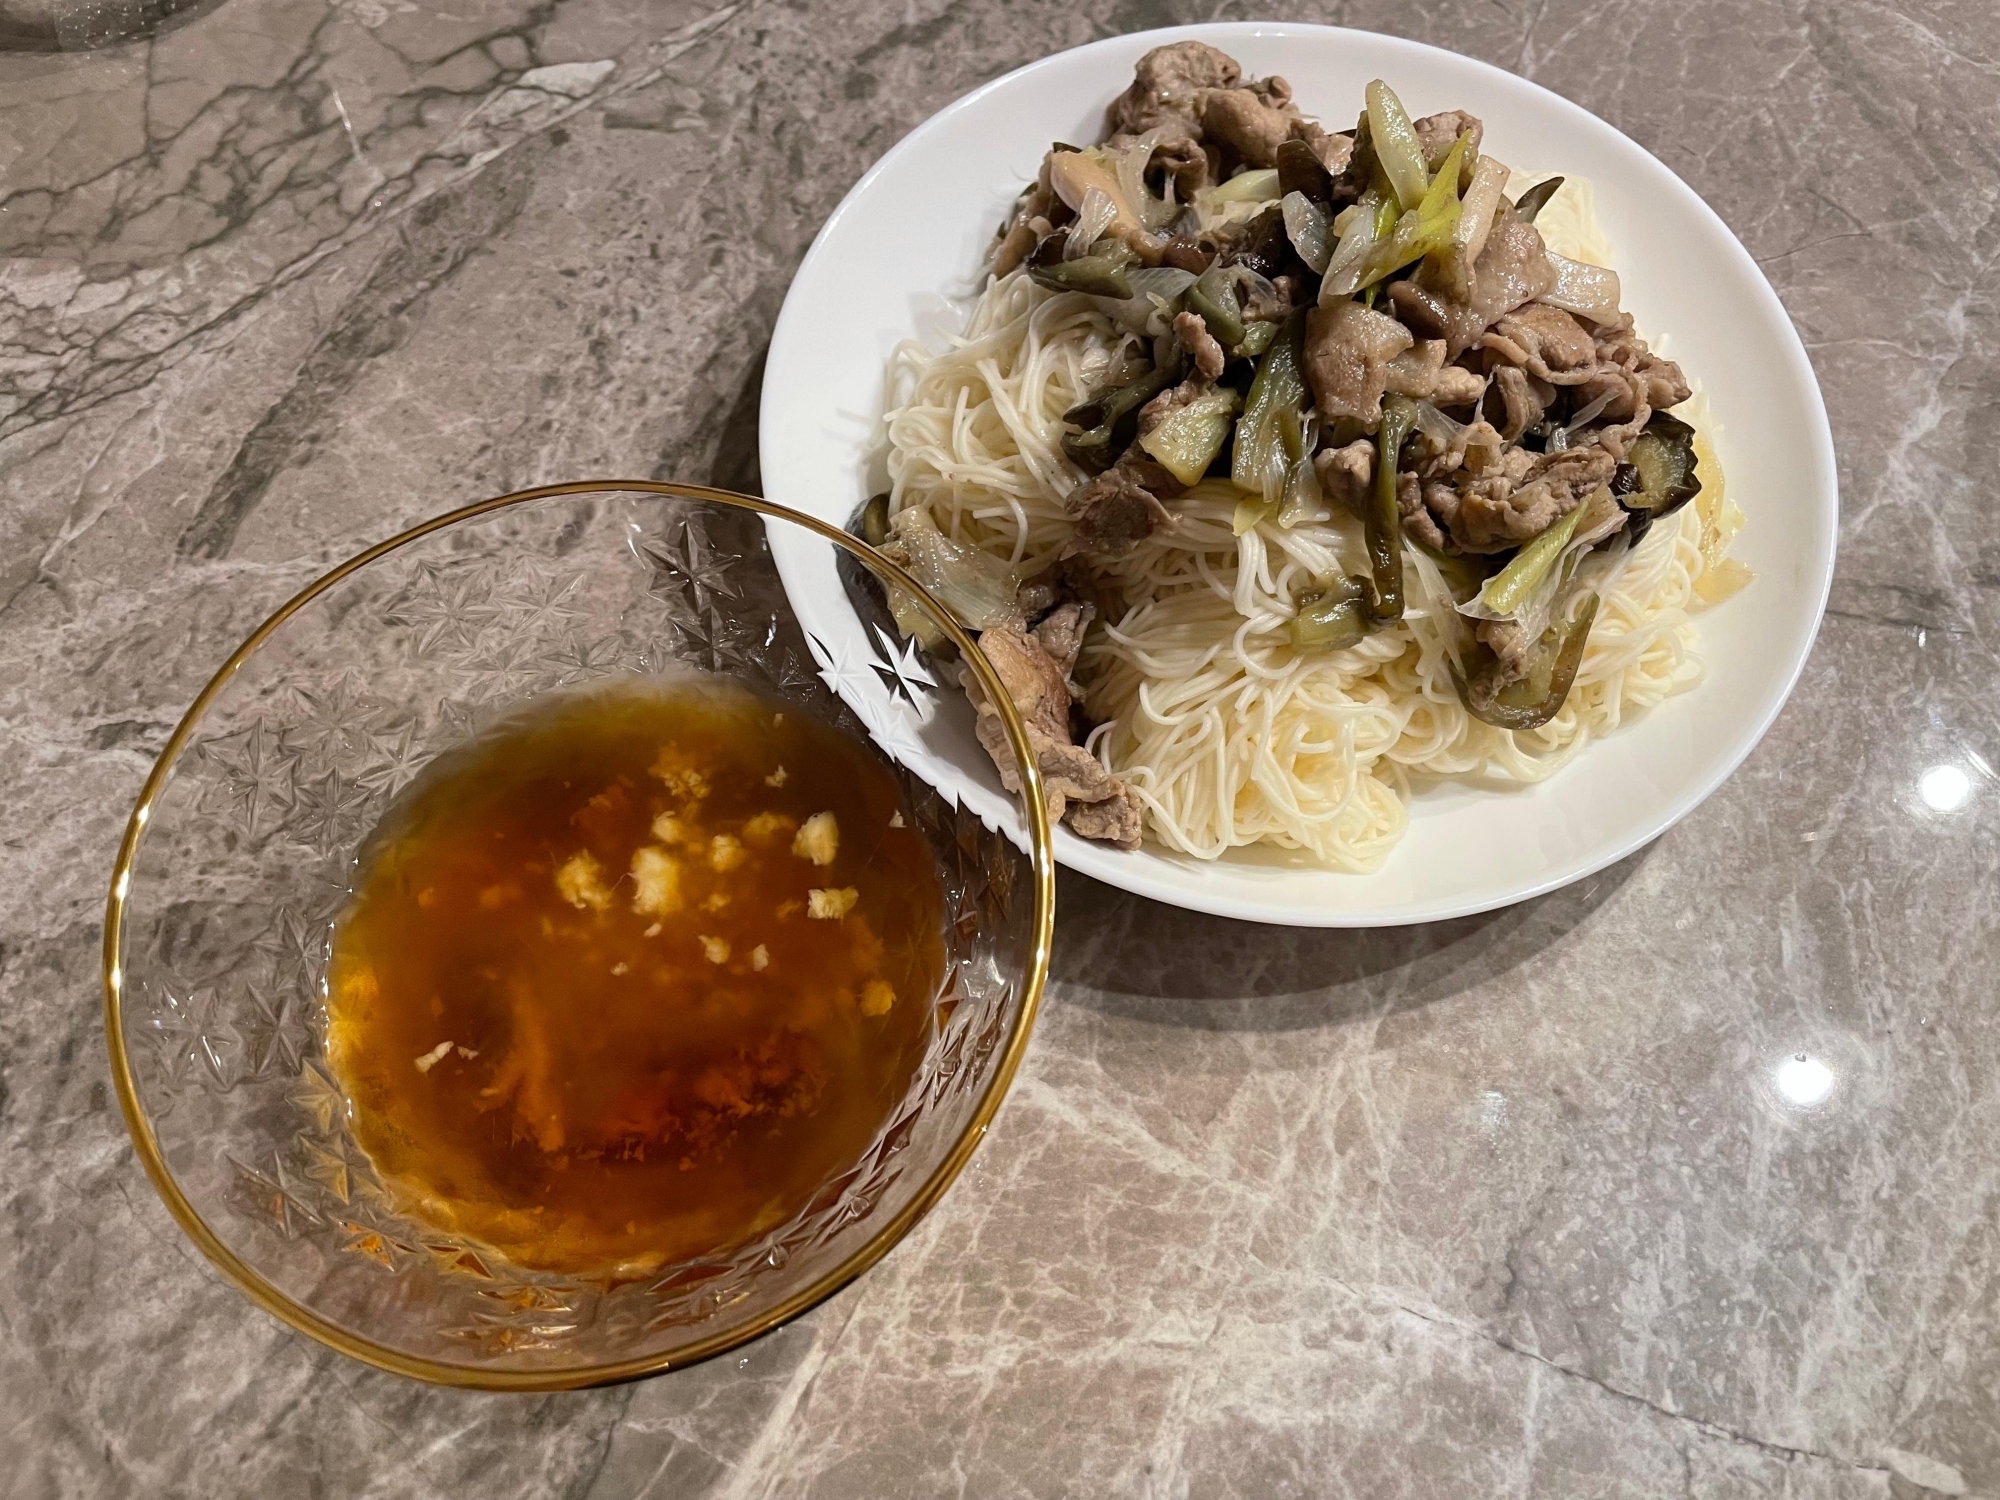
[1367,394,1419,620]
[1511,175,1564,223]
[1613,412,1703,544]
[1062,360,1184,474]
[1138,388,1241,485]
[994,53,1720,758]
[1233,313,1309,499]
[878,506,1022,645]
[1289,574,1373,651]
[1453,594,1601,730]
[1480,498,1588,616]
[1365,79,1430,213]
[1028,234,1137,298]
[1185,264,1247,349]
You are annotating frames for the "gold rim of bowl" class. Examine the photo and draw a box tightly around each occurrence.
[101,480,1057,1390]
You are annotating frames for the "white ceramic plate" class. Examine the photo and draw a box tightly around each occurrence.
[760,21,1836,927]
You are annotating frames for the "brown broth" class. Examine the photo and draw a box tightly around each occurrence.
[323,676,945,1275]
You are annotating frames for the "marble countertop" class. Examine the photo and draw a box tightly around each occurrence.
[3,1,1996,1495]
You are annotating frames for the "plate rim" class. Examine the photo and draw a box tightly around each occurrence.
[760,19,1839,928]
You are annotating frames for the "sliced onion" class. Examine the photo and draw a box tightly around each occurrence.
[1110,130,1180,233]
[1563,387,1617,435]
[1066,187,1118,260]
[1281,190,1333,274]
[1127,267,1197,301]
[1455,156,1510,269]
[1109,267,1197,334]
[1277,454,1331,528]
[1542,251,1622,322]
[1220,264,1277,310]
[1320,191,1389,301]
[1413,399,1468,450]
[886,508,1021,629]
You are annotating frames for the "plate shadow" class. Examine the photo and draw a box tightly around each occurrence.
[1048,844,1649,1034]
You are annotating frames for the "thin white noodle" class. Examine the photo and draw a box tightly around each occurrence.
[880,231,1738,871]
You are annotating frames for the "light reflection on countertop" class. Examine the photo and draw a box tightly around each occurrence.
[1773,1053,1836,1109]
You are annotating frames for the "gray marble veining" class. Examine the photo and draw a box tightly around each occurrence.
[3,0,1997,1496]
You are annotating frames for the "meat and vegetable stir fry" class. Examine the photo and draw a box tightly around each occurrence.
[873,44,1741,861]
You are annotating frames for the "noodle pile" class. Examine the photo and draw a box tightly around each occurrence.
[881,183,1743,869]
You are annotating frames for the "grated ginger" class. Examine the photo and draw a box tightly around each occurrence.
[808,887,859,920]
[630,846,684,916]
[556,852,612,912]
[793,811,839,866]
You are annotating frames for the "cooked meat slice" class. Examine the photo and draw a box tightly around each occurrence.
[1063,453,1183,560]
[1567,366,1647,426]
[1384,279,1450,341]
[1105,41,1238,140]
[1413,109,1483,173]
[1031,601,1093,681]
[1313,439,1374,516]
[1432,364,1486,407]
[1388,211,1556,357]
[1064,782,1144,849]
[1383,339,1447,400]
[1396,470,1450,552]
[1087,318,1227,531]
[1133,321,1227,438]
[1158,133,1214,194]
[1482,304,1597,378]
[1302,300,1415,424]
[1312,130,1355,177]
[1423,446,1616,552]
[974,624,1074,742]
[970,709,1119,813]
[1469,216,1559,332]
[960,629,1141,845]
[1573,372,1666,460]
[1173,309,1227,381]
[1592,314,1692,410]
[1514,315,1694,458]
[1200,84,1306,169]
[1105,94,1201,148]
[1489,364,1552,441]
[1129,39,1241,99]
[1475,617,1534,682]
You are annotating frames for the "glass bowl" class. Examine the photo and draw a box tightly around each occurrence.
[102,482,1054,1389]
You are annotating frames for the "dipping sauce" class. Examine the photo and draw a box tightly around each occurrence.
[324,677,944,1275]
